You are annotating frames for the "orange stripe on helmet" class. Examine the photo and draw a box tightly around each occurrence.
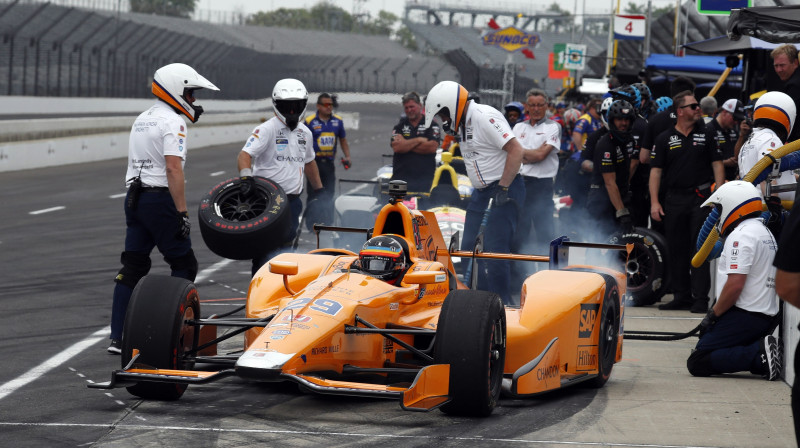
[721,198,762,234]
[453,84,468,132]
[152,81,193,119]
[754,104,792,135]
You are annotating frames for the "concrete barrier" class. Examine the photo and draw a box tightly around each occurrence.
[0,95,367,173]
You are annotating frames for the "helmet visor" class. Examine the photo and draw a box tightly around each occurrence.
[362,256,395,273]
[275,99,307,118]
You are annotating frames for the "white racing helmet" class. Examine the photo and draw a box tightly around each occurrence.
[701,180,764,236]
[152,63,219,123]
[599,97,614,128]
[272,78,308,130]
[753,91,796,140]
[424,81,469,135]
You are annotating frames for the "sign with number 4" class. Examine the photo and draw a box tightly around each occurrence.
[613,14,645,41]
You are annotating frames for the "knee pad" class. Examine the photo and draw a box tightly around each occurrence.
[687,349,715,377]
[164,249,198,281]
[115,251,152,288]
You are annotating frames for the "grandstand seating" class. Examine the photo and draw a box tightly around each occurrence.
[0,2,457,99]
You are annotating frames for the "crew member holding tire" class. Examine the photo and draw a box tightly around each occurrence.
[687,181,782,382]
[238,78,323,277]
[588,100,638,237]
[650,90,725,313]
[424,81,524,305]
[109,63,219,354]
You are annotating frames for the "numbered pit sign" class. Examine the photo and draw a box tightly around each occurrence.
[614,14,646,40]
[563,44,586,71]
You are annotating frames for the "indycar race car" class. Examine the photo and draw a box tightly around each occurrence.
[91,181,629,417]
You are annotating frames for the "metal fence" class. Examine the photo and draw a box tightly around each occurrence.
[0,1,459,99]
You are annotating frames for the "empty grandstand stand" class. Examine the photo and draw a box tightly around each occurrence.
[0,1,458,100]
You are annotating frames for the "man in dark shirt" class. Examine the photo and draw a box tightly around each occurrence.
[650,91,725,313]
[639,77,696,235]
[390,91,441,193]
[708,98,744,181]
[771,44,800,143]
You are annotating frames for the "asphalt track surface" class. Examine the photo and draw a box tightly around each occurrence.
[0,102,794,447]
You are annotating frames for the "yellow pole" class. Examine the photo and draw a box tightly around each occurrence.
[707,68,732,98]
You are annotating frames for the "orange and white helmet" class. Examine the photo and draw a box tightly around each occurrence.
[754,91,796,139]
[701,180,764,236]
[424,81,469,135]
[152,63,219,123]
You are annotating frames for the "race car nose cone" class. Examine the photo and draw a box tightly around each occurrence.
[236,350,295,381]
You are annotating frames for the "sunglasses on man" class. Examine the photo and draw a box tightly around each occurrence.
[679,103,700,110]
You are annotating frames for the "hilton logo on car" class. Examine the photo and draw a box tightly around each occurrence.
[579,303,600,338]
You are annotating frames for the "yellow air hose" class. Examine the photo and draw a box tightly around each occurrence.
[691,138,800,267]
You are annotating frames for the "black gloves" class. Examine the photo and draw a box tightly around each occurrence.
[615,207,633,231]
[240,175,256,198]
[494,185,511,207]
[698,309,718,336]
[177,211,190,239]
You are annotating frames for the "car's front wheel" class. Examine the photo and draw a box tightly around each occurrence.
[122,274,199,400]
[434,290,506,416]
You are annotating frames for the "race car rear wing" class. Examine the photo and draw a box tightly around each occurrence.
[448,232,631,289]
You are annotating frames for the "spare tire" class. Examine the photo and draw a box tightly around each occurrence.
[198,176,291,260]
[607,227,670,307]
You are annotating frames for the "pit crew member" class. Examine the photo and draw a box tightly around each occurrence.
[109,63,219,354]
[425,80,525,305]
[687,181,781,382]
[237,78,323,277]
[650,91,725,313]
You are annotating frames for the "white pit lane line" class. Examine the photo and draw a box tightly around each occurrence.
[0,259,234,402]
[29,206,66,215]
[0,423,719,448]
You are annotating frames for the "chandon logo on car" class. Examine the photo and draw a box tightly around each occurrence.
[536,363,559,381]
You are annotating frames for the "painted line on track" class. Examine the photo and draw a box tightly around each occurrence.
[29,206,66,215]
[0,258,235,402]
[0,422,718,448]
[0,327,107,401]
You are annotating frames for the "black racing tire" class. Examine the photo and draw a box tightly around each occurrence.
[198,176,291,260]
[585,282,620,388]
[122,274,200,400]
[607,227,670,306]
[434,290,506,416]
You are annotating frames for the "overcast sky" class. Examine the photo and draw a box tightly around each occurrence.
[195,0,682,19]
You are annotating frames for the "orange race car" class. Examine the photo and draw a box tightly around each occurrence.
[91,181,629,417]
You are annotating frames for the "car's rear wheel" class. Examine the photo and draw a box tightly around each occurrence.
[434,290,506,416]
[122,274,199,400]
[585,284,620,388]
[607,227,670,306]
[198,176,290,260]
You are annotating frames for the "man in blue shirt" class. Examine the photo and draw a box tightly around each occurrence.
[304,92,351,226]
